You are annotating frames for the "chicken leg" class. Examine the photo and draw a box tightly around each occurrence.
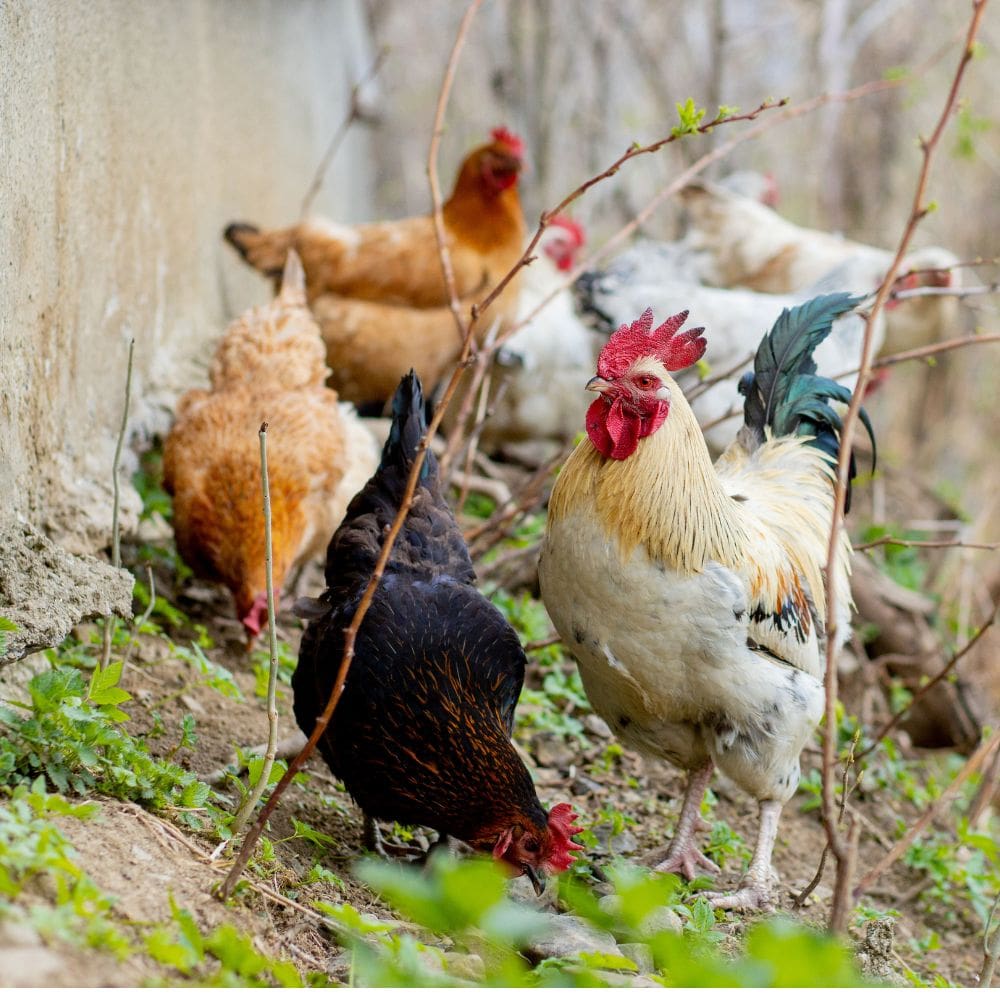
[700,798,781,911]
[647,760,721,880]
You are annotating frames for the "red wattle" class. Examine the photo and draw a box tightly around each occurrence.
[586,396,668,460]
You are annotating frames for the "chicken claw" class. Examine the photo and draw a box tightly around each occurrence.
[652,844,721,881]
[699,880,774,913]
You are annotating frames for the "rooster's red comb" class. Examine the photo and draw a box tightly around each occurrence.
[490,126,525,159]
[544,803,585,873]
[549,214,586,249]
[597,308,707,380]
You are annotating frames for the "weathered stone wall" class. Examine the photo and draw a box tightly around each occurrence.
[0,0,376,554]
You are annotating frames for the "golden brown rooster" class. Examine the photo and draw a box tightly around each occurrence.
[163,252,378,638]
[224,128,527,409]
[539,293,875,910]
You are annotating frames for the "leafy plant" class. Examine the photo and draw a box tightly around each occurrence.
[0,666,216,828]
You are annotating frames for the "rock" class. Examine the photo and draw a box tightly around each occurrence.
[532,734,576,769]
[855,918,906,986]
[507,871,559,909]
[592,823,639,855]
[444,951,485,981]
[532,766,563,787]
[572,775,603,796]
[0,520,133,666]
[599,895,682,938]
[522,915,622,963]
[0,946,67,987]
[584,714,613,739]
[620,942,655,975]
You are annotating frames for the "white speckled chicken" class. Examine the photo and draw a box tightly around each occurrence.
[539,293,875,910]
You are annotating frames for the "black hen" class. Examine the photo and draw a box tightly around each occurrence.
[293,372,581,887]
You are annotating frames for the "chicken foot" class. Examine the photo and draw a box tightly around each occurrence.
[646,760,721,880]
[699,798,781,911]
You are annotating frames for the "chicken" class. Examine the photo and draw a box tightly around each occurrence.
[480,215,601,450]
[677,177,960,352]
[539,293,875,910]
[163,252,378,637]
[225,128,527,410]
[292,371,582,888]
[577,248,885,451]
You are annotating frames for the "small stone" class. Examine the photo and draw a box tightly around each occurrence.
[179,693,204,714]
[326,950,352,980]
[533,734,575,769]
[444,951,485,981]
[584,714,613,739]
[855,918,906,985]
[507,872,559,909]
[572,775,603,796]
[599,896,682,937]
[532,766,563,787]
[522,914,622,963]
[610,830,639,854]
[620,942,655,975]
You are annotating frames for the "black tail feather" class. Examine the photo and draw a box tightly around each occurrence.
[381,371,435,483]
[738,292,877,511]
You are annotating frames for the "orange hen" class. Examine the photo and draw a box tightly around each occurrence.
[163,252,378,637]
[224,128,527,409]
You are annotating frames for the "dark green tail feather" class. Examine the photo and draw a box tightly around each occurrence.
[738,292,877,511]
[381,370,435,483]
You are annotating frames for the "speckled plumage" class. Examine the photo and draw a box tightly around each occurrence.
[541,294,871,909]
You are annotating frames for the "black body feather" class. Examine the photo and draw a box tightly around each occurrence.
[738,292,877,511]
[292,371,546,845]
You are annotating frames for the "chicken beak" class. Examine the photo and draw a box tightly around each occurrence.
[524,865,545,896]
[585,375,614,395]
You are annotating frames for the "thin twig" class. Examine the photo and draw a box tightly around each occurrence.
[686,351,755,403]
[854,536,1000,553]
[231,424,281,836]
[818,0,988,934]
[101,338,135,671]
[794,731,861,909]
[889,281,1000,303]
[855,595,1000,762]
[853,729,1000,899]
[299,48,388,219]
[833,332,1000,382]
[980,888,1000,988]
[218,1,485,900]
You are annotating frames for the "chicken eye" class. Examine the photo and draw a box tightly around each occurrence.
[635,375,656,390]
[522,836,540,853]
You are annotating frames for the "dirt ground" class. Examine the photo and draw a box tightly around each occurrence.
[2,533,993,988]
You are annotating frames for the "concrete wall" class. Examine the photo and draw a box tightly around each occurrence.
[0,0,377,555]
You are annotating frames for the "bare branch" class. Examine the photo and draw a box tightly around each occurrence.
[230,423,281,837]
[300,48,388,219]
[854,536,1000,553]
[820,0,989,933]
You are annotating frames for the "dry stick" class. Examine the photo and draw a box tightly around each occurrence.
[100,338,136,671]
[854,594,1000,763]
[834,332,1000,382]
[815,1,988,934]
[231,424,280,837]
[218,0,485,900]
[890,281,1000,302]
[854,536,1000,552]
[981,888,1000,988]
[853,729,1000,899]
[793,731,861,910]
[299,48,388,219]
[686,350,755,403]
